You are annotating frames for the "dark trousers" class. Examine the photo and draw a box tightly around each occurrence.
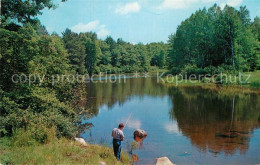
[113,139,121,160]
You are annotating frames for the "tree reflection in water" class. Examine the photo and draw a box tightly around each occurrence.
[168,87,260,155]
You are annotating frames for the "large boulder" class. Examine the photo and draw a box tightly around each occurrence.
[134,129,147,142]
[134,129,147,138]
[156,157,175,165]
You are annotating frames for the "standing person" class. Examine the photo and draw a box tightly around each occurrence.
[111,123,125,161]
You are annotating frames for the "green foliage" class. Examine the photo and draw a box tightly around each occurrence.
[85,38,101,76]
[181,64,200,78]
[62,29,86,74]
[250,81,260,89]
[148,42,168,68]
[62,32,168,74]
[168,67,182,75]
[1,0,67,24]
[0,23,84,143]
[168,4,259,73]
[250,17,260,70]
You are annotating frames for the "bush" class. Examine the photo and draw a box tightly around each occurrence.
[169,67,182,75]
[181,64,199,77]
[215,66,225,74]
[203,66,217,75]
[0,26,88,144]
[214,74,241,85]
[11,129,38,147]
[250,81,260,89]
[0,86,80,141]
[11,126,57,147]
[180,64,205,79]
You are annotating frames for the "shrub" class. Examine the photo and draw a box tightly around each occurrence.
[0,87,80,141]
[181,64,199,77]
[11,129,38,147]
[250,81,260,89]
[170,67,182,75]
[11,126,57,147]
[203,66,217,75]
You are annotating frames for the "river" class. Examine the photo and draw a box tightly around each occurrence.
[81,77,260,164]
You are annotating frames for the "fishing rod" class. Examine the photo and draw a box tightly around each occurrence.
[124,112,132,127]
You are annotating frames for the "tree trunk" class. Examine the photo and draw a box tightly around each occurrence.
[231,39,235,70]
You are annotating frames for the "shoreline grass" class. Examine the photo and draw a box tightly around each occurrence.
[161,70,260,94]
[0,138,131,165]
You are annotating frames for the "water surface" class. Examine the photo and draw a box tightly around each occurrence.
[82,77,260,164]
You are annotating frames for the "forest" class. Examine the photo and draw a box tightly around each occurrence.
[168,4,260,76]
[0,0,259,156]
[62,29,168,75]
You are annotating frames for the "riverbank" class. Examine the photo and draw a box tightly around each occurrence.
[0,138,131,165]
[161,70,260,94]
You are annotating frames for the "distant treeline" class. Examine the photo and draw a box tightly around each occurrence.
[62,29,168,75]
[168,4,260,75]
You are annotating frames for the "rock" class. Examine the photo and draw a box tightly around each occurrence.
[134,129,147,138]
[156,157,175,165]
[134,129,147,142]
[99,162,106,165]
[75,137,88,146]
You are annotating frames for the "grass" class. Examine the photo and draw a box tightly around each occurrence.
[246,70,260,89]
[0,137,131,165]
[161,70,260,94]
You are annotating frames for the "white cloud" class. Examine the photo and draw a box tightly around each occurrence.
[97,25,110,38]
[220,3,226,9]
[115,2,141,15]
[201,0,220,3]
[227,0,242,6]
[71,20,110,38]
[164,122,181,135]
[220,0,242,9]
[71,21,99,33]
[126,119,141,129]
[158,0,200,10]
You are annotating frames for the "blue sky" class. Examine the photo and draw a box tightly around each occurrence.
[38,0,260,44]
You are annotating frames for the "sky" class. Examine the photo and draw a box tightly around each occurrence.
[38,0,260,44]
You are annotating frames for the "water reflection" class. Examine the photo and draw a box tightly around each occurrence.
[168,87,260,155]
[86,77,168,116]
[126,119,142,130]
[83,77,260,164]
[164,121,181,135]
